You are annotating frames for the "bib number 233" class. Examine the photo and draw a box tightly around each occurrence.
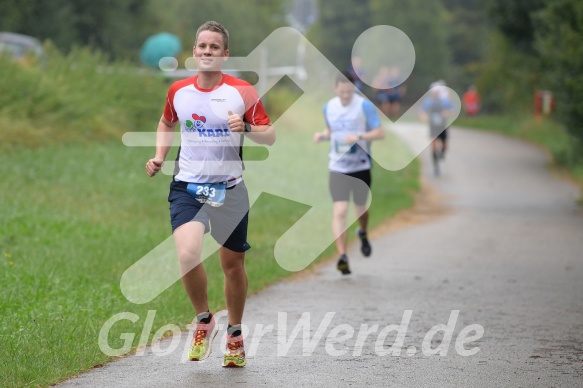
[187,182,226,207]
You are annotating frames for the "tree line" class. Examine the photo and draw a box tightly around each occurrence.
[1,0,580,152]
[0,0,287,59]
[485,0,583,152]
[313,0,582,153]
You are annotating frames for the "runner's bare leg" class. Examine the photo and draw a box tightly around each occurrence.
[355,204,369,233]
[219,247,247,326]
[333,201,350,255]
[173,221,209,314]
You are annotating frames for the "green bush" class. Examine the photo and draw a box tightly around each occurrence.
[476,32,541,114]
[0,42,168,151]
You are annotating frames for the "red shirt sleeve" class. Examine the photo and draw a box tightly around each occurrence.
[163,77,195,123]
[244,97,270,126]
[163,91,178,123]
[224,75,271,126]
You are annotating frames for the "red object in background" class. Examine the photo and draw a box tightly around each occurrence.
[463,86,480,116]
[534,90,555,117]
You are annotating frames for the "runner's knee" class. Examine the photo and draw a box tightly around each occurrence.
[219,250,245,274]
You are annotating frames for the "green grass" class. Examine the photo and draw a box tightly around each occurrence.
[0,44,167,152]
[455,114,583,186]
[0,91,419,385]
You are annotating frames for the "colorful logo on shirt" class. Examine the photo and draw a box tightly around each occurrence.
[185,113,230,137]
[185,114,206,131]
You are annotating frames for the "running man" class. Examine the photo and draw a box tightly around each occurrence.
[145,21,274,367]
[314,72,385,275]
[419,83,454,176]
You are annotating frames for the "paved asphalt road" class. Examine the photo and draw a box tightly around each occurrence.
[59,125,583,387]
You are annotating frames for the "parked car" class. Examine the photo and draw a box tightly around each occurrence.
[0,32,45,64]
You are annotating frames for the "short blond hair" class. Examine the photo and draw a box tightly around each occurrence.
[195,21,229,50]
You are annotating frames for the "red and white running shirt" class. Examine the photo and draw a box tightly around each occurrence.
[163,74,270,184]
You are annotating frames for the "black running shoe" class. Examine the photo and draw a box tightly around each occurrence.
[336,254,351,275]
[358,229,372,257]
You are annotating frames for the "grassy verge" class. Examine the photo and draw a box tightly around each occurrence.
[0,99,419,386]
[455,115,583,188]
[0,44,167,153]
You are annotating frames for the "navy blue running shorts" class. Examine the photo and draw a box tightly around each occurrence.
[329,169,372,205]
[168,180,251,252]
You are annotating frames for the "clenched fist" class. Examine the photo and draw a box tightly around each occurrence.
[227,110,245,132]
[145,157,164,177]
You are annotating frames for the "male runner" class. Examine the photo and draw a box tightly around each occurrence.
[145,21,274,367]
[314,72,384,275]
[419,83,454,176]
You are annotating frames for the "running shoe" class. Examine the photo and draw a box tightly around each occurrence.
[222,334,246,367]
[336,254,351,275]
[188,316,218,361]
[358,229,372,257]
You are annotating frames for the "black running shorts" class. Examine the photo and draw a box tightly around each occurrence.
[328,169,372,205]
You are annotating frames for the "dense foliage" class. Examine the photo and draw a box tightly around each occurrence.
[0,44,168,150]
[1,0,581,153]
[0,0,287,60]
[483,0,583,155]
[535,0,583,152]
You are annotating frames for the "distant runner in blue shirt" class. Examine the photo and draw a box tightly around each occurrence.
[314,72,385,275]
[419,83,454,176]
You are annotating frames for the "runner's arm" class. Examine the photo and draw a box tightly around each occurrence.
[228,110,275,146]
[442,100,456,119]
[418,101,430,123]
[345,126,384,144]
[245,123,276,146]
[313,127,331,143]
[145,116,176,177]
[360,126,385,141]
[345,100,385,143]
[418,109,429,123]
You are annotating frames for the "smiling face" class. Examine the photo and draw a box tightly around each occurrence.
[335,80,356,106]
[193,30,229,72]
